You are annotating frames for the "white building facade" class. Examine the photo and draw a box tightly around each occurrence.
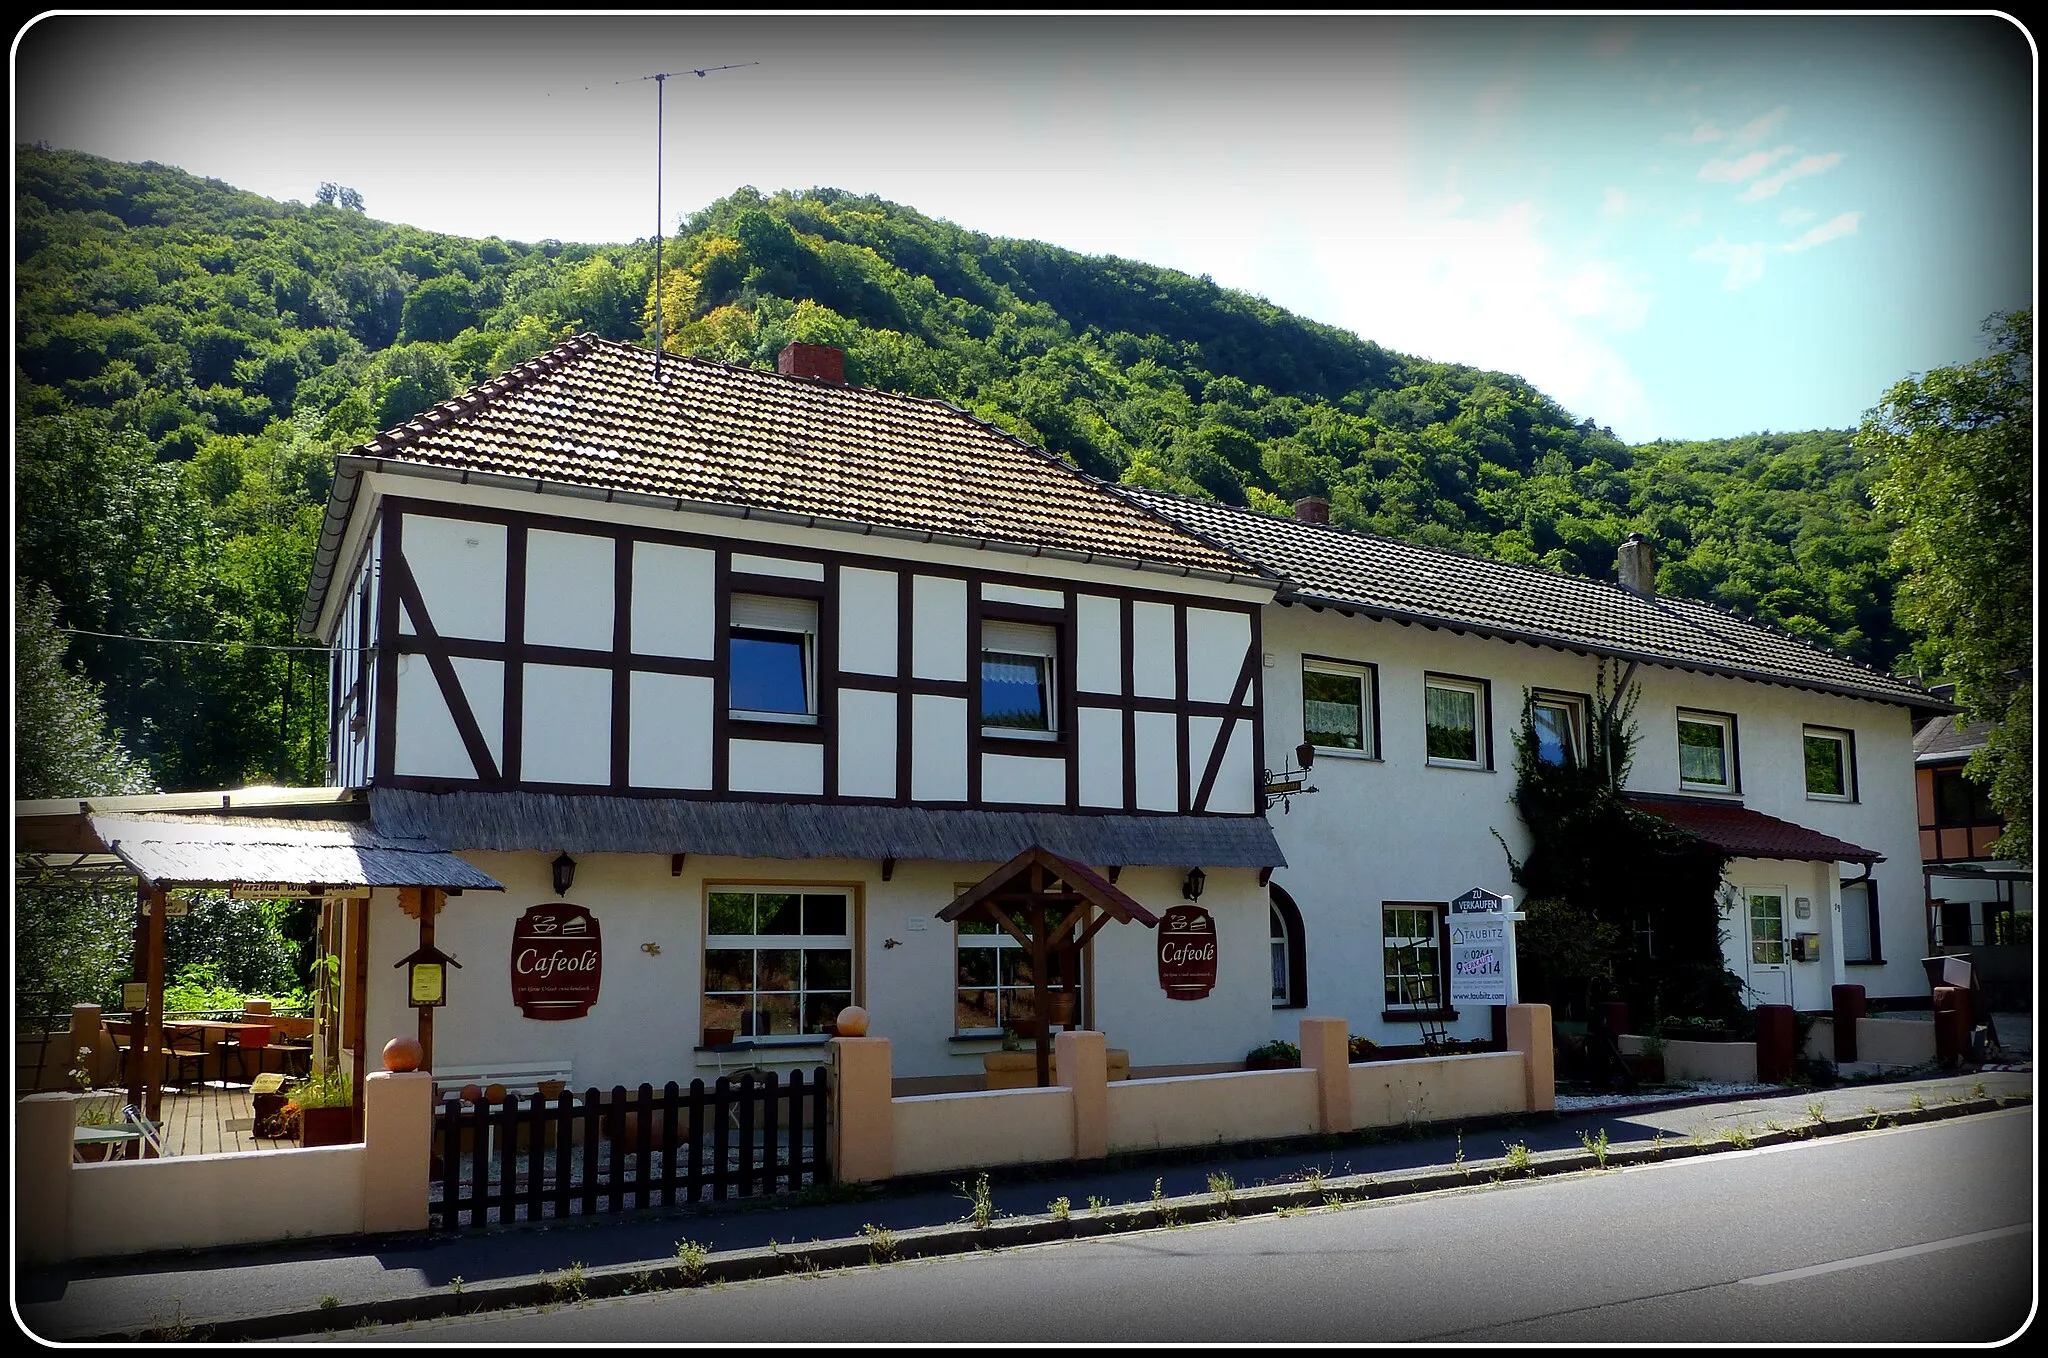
[304,337,1943,1091]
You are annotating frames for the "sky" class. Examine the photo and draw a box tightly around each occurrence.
[12,13,2035,444]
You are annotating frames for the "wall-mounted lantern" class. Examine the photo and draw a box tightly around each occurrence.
[551,851,578,897]
[1182,866,1207,902]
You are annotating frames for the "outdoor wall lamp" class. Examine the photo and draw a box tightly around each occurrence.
[1182,866,1207,901]
[551,851,577,897]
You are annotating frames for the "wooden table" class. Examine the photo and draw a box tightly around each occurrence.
[162,1021,277,1086]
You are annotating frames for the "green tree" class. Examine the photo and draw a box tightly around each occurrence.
[1864,310,2032,860]
[14,581,155,1013]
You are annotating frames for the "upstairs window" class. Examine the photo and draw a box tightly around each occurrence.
[1424,675,1488,769]
[1530,693,1586,767]
[1932,768,1997,826]
[1803,727,1856,801]
[1303,660,1374,755]
[981,620,1057,739]
[730,595,817,722]
[1677,709,1737,792]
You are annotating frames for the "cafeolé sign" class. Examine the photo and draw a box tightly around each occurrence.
[510,903,602,1020]
[1157,905,1218,1000]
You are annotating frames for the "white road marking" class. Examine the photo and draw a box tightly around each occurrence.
[1739,1224,2032,1285]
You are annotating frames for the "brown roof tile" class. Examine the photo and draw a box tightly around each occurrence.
[1121,486,1935,708]
[1625,794,1884,863]
[351,335,1248,578]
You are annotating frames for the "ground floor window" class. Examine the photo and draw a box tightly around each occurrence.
[1840,879,1881,963]
[704,887,853,1040]
[1270,885,1307,1008]
[955,906,1079,1034]
[1382,903,1445,1011]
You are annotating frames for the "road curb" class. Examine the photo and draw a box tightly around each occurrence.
[79,1094,2027,1341]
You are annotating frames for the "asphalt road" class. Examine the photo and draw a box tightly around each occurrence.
[328,1106,2036,1344]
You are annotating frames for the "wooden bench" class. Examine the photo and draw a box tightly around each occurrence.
[430,1062,575,1103]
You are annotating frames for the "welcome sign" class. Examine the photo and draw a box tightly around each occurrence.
[510,903,603,1019]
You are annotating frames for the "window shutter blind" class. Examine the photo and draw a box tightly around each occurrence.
[732,594,817,633]
[982,620,1056,656]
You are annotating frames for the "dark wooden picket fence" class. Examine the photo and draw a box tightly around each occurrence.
[430,1069,829,1229]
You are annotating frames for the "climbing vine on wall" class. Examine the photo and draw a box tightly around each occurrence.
[1499,661,1746,1027]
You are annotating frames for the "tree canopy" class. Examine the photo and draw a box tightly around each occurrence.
[1863,310,2033,860]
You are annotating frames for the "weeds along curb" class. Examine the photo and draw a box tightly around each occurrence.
[85,1094,2025,1342]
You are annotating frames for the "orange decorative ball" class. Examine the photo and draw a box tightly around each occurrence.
[459,1083,483,1104]
[835,1005,869,1037]
[382,1036,423,1072]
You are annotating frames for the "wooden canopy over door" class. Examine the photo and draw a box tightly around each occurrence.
[938,846,1161,1087]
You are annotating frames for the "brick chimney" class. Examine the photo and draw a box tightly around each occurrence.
[1617,532,1656,595]
[777,342,845,384]
[1293,497,1330,525]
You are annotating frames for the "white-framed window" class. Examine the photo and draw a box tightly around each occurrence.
[954,905,1079,1033]
[1303,659,1374,755]
[1382,903,1445,1012]
[980,620,1058,740]
[1677,709,1737,792]
[703,887,853,1040]
[1529,692,1586,767]
[1803,726,1855,801]
[1840,878,1881,964]
[1424,674,1488,769]
[729,594,818,722]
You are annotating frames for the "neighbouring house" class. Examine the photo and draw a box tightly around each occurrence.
[16,334,1952,1108]
[1121,490,1947,1038]
[1913,694,2032,1009]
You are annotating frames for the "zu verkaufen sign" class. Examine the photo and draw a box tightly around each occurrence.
[1447,886,1513,1006]
[510,903,602,1019]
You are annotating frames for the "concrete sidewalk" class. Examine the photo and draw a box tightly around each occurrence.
[16,1068,2033,1343]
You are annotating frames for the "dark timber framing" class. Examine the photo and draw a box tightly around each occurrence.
[355,495,1264,816]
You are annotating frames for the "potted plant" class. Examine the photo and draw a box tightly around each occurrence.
[1245,1039,1300,1070]
[286,1065,355,1147]
[1348,1035,1379,1062]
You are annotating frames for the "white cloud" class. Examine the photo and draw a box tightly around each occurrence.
[1687,210,1864,288]
[1672,118,1724,145]
[1737,151,1843,202]
[1782,210,1863,252]
[1668,206,1704,230]
[1779,207,1816,227]
[1298,196,1653,437]
[1699,145,1794,183]
[1729,106,1791,148]
[1690,238,1772,290]
[1600,187,1630,217]
[1592,26,1634,59]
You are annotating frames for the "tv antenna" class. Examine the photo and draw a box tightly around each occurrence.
[620,62,758,381]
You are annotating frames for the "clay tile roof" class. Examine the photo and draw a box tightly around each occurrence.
[1119,487,1935,708]
[350,335,1248,578]
[1624,794,1884,863]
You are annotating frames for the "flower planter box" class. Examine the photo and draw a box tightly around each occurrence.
[1244,1054,1298,1071]
[299,1106,354,1147]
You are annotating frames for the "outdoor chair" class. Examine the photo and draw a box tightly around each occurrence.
[162,1028,208,1089]
[117,1103,165,1158]
[218,1025,273,1086]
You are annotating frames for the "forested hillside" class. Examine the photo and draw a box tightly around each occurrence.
[15,145,1913,796]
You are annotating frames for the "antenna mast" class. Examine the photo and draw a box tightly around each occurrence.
[623,61,757,382]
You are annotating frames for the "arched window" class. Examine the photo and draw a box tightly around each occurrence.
[1270,884,1308,1009]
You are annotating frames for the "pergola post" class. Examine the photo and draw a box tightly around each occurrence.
[416,888,443,1068]
[141,882,167,1147]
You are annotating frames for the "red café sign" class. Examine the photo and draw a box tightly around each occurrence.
[1157,905,1218,1001]
[510,903,603,1020]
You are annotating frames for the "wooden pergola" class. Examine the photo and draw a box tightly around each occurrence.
[937,845,1160,1087]
[14,791,499,1152]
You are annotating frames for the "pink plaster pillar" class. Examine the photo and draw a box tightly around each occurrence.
[1298,1017,1354,1134]
[829,1036,895,1184]
[1054,1029,1109,1161]
[1505,1004,1555,1113]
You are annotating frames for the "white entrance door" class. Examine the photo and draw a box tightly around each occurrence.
[1745,888,1791,1007]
